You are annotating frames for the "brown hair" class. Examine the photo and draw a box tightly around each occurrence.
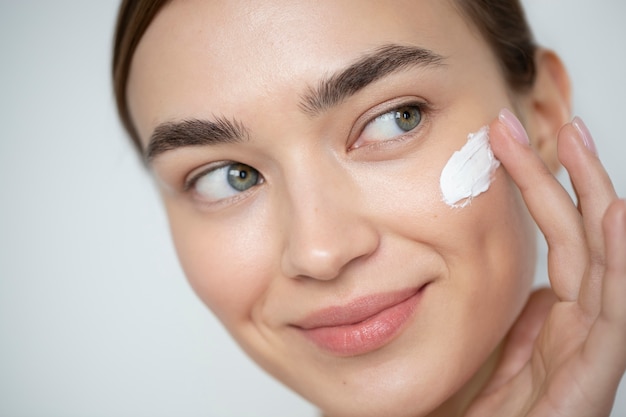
[453,0,537,90]
[112,0,537,154]
[112,0,170,154]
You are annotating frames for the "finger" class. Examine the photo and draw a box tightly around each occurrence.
[489,109,586,301]
[557,118,619,316]
[583,199,626,383]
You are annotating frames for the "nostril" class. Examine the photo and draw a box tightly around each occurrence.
[282,246,344,281]
[280,221,380,281]
[278,167,380,281]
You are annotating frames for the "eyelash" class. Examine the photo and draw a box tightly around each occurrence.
[181,161,265,208]
[351,99,430,151]
[180,99,430,205]
[184,161,225,192]
[184,161,264,189]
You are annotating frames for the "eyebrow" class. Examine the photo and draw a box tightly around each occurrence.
[299,44,446,115]
[145,117,249,162]
[145,44,445,162]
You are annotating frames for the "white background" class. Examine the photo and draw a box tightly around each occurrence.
[0,1,624,416]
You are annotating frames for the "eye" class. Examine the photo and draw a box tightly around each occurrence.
[355,104,423,148]
[188,162,262,203]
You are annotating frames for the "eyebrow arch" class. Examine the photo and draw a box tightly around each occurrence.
[145,117,249,162]
[300,44,446,116]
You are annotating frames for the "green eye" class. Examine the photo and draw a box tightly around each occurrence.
[227,163,260,191]
[192,162,262,203]
[357,104,424,148]
[394,106,421,132]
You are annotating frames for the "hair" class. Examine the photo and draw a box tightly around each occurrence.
[112,0,537,154]
[112,0,170,155]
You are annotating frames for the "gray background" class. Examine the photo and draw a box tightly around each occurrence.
[0,1,624,416]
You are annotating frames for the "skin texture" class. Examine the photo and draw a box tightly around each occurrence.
[126,1,626,416]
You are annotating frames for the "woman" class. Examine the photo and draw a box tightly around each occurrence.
[113,1,626,415]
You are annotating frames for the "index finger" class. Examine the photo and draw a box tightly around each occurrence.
[489,109,586,301]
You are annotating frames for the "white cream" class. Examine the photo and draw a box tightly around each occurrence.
[440,126,500,208]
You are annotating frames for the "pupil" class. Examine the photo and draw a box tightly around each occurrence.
[228,163,259,192]
[395,106,421,132]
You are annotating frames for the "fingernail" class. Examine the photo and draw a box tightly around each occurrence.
[572,116,598,156]
[499,108,530,145]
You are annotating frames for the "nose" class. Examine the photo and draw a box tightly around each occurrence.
[279,162,380,281]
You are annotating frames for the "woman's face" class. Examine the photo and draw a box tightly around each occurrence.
[127,0,537,415]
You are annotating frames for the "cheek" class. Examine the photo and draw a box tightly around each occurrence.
[442,172,536,365]
[364,148,535,341]
[392,156,535,292]
[449,175,536,307]
[164,201,276,328]
[427,166,536,326]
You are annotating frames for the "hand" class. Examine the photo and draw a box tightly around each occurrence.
[465,109,626,417]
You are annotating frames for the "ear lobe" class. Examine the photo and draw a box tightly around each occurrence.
[521,49,572,173]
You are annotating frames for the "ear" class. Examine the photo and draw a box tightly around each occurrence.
[519,49,572,173]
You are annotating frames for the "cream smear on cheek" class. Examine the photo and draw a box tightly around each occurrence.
[439,126,501,208]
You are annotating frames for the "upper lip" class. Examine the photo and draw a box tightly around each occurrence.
[293,285,427,329]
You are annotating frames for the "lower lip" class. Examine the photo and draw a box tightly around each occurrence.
[298,288,424,356]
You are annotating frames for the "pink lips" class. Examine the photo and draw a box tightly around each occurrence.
[294,286,426,356]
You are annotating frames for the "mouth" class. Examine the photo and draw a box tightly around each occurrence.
[293,284,429,356]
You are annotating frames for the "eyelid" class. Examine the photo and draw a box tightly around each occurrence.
[349,98,431,150]
[183,161,232,192]
[182,161,265,210]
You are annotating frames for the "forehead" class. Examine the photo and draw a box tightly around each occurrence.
[127,0,485,142]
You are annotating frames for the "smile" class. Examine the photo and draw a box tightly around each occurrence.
[293,285,428,356]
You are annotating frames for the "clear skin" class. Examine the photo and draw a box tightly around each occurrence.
[126,1,626,416]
